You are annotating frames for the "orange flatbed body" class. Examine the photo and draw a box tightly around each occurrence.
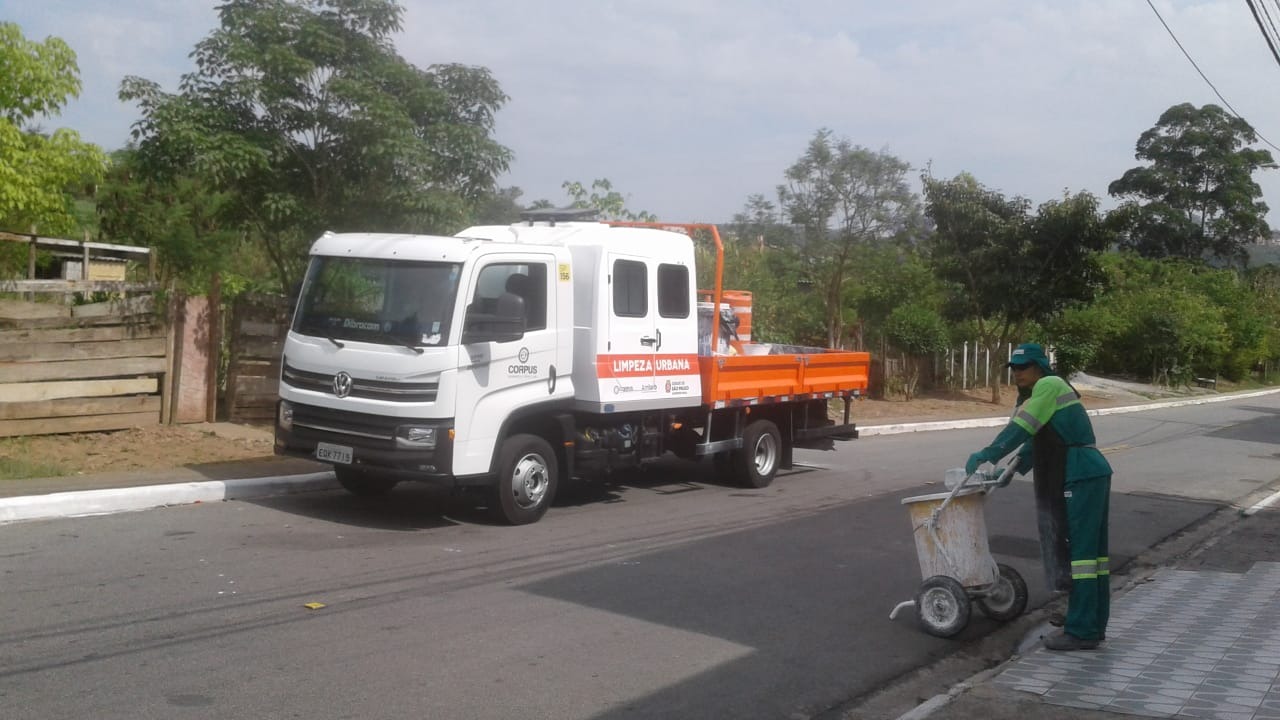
[604,220,871,410]
[699,349,871,407]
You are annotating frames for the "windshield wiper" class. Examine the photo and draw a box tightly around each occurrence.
[379,331,424,355]
[325,334,345,349]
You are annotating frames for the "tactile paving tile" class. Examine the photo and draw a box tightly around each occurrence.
[993,562,1280,719]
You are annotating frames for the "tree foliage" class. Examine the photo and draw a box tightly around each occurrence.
[0,22,107,239]
[97,148,241,292]
[119,0,512,292]
[561,178,655,221]
[720,195,824,346]
[923,174,1111,401]
[1108,103,1274,266]
[777,129,924,349]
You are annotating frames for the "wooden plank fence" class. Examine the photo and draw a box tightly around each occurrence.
[225,293,290,424]
[0,286,169,437]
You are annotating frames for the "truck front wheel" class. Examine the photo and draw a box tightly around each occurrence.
[735,419,781,489]
[491,434,559,525]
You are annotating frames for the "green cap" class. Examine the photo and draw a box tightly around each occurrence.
[1007,343,1053,374]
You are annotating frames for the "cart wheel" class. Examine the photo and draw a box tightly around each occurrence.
[915,575,971,638]
[975,563,1029,622]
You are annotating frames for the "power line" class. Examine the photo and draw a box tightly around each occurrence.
[1246,0,1280,69]
[1144,0,1280,153]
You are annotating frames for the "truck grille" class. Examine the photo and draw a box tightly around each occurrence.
[282,363,438,402]
[290,403,401,443]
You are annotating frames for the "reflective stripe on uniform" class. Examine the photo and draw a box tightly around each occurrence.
[1071,559,1098,580]
[1015,409,1043,432]
[1055,392,1079,407]
[1097,557,1110,576]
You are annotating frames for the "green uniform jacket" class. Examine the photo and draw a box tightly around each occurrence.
[973,374,1113,482]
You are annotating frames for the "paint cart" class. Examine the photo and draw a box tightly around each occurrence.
[888,460,1029,637]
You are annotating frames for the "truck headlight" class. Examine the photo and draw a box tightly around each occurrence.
[278,400,294,431]
[396,425,437,449]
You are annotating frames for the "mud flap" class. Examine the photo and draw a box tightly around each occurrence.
[1033,470,1072,593]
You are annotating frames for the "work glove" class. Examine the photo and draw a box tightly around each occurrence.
[965,452,986,476]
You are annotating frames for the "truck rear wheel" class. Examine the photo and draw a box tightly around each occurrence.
[491,434,559,525]
[735,419,781,488]
[334,466,398,497]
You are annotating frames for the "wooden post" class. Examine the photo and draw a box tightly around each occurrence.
[206,274,222,422]
[161,292,181,425]
[81,233,90,280]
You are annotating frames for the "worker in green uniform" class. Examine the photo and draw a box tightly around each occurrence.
[964,343,1113,651]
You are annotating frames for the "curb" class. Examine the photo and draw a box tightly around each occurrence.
[2,387,1277,526]
[858,386,1280,437]
[0,471,337,525]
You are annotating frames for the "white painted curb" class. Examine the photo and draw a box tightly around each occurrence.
[859,387,1280,437]
[3,387,1277,526]
[0,471,337,525]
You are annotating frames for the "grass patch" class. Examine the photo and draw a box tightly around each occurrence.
[0,440,68,480]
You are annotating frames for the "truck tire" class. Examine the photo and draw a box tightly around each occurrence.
[334,466,398,497]
[735,419,781,488]
[491,434,559,525]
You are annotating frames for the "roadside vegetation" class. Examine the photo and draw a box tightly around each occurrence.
[4,2,1280,407]
[0,439,67,481]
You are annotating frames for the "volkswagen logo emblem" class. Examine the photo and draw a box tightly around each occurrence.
[332,371,354,398]
[518,347,530,363]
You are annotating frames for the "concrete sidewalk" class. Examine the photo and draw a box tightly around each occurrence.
[910,500,1280,720]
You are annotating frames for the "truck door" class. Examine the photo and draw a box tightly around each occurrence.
[453,256,557,476]
[605,254,657,398]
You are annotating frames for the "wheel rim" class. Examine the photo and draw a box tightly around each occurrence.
[753,431,778,476]
[920,586,961,628]
[510,452,549,509]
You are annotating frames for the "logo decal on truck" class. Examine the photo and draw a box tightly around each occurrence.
[597,354,699,378]
[333,371,353,398]
[508,346,538,377]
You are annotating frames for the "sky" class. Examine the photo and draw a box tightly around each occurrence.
[7,0,1280,224]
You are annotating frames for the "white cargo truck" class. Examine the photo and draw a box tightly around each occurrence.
[275,212,871,524]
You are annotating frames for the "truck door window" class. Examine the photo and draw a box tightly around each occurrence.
[613,260,647,318]
[657,264,689,319]
[472,263,547,332]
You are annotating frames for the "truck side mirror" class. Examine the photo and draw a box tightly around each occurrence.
[462,293,525,344]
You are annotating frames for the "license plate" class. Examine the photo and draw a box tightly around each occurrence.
[315,442,353,464]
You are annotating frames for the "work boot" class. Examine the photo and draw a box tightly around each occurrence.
[1043,630,1100,651]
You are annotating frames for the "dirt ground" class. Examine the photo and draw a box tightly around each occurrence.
[0,383,1167,480]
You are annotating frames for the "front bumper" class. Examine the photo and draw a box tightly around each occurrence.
[274,400,455,481]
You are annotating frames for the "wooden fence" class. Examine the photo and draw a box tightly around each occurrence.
[0,284,169,437]
[225,293,290,423]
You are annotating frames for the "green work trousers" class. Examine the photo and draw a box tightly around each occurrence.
[1064,474,1111,641]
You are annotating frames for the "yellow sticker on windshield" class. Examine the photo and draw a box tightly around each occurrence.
[558,263,571,282]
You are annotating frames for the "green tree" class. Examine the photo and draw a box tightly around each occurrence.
[720,196,824,345]
[120,0,512,293]
[777,129,924,349]
[0,22,107,240]
[882,303,948,399]
[923,174,1111,402]
[472,186,526,225]
[561,179,655,221]
[96,148,242,292]
[1108,103,1274,265]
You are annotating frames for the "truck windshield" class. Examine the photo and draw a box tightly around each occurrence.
[292,257,462,347]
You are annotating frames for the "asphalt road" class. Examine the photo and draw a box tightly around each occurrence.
[2,396,1278,720]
